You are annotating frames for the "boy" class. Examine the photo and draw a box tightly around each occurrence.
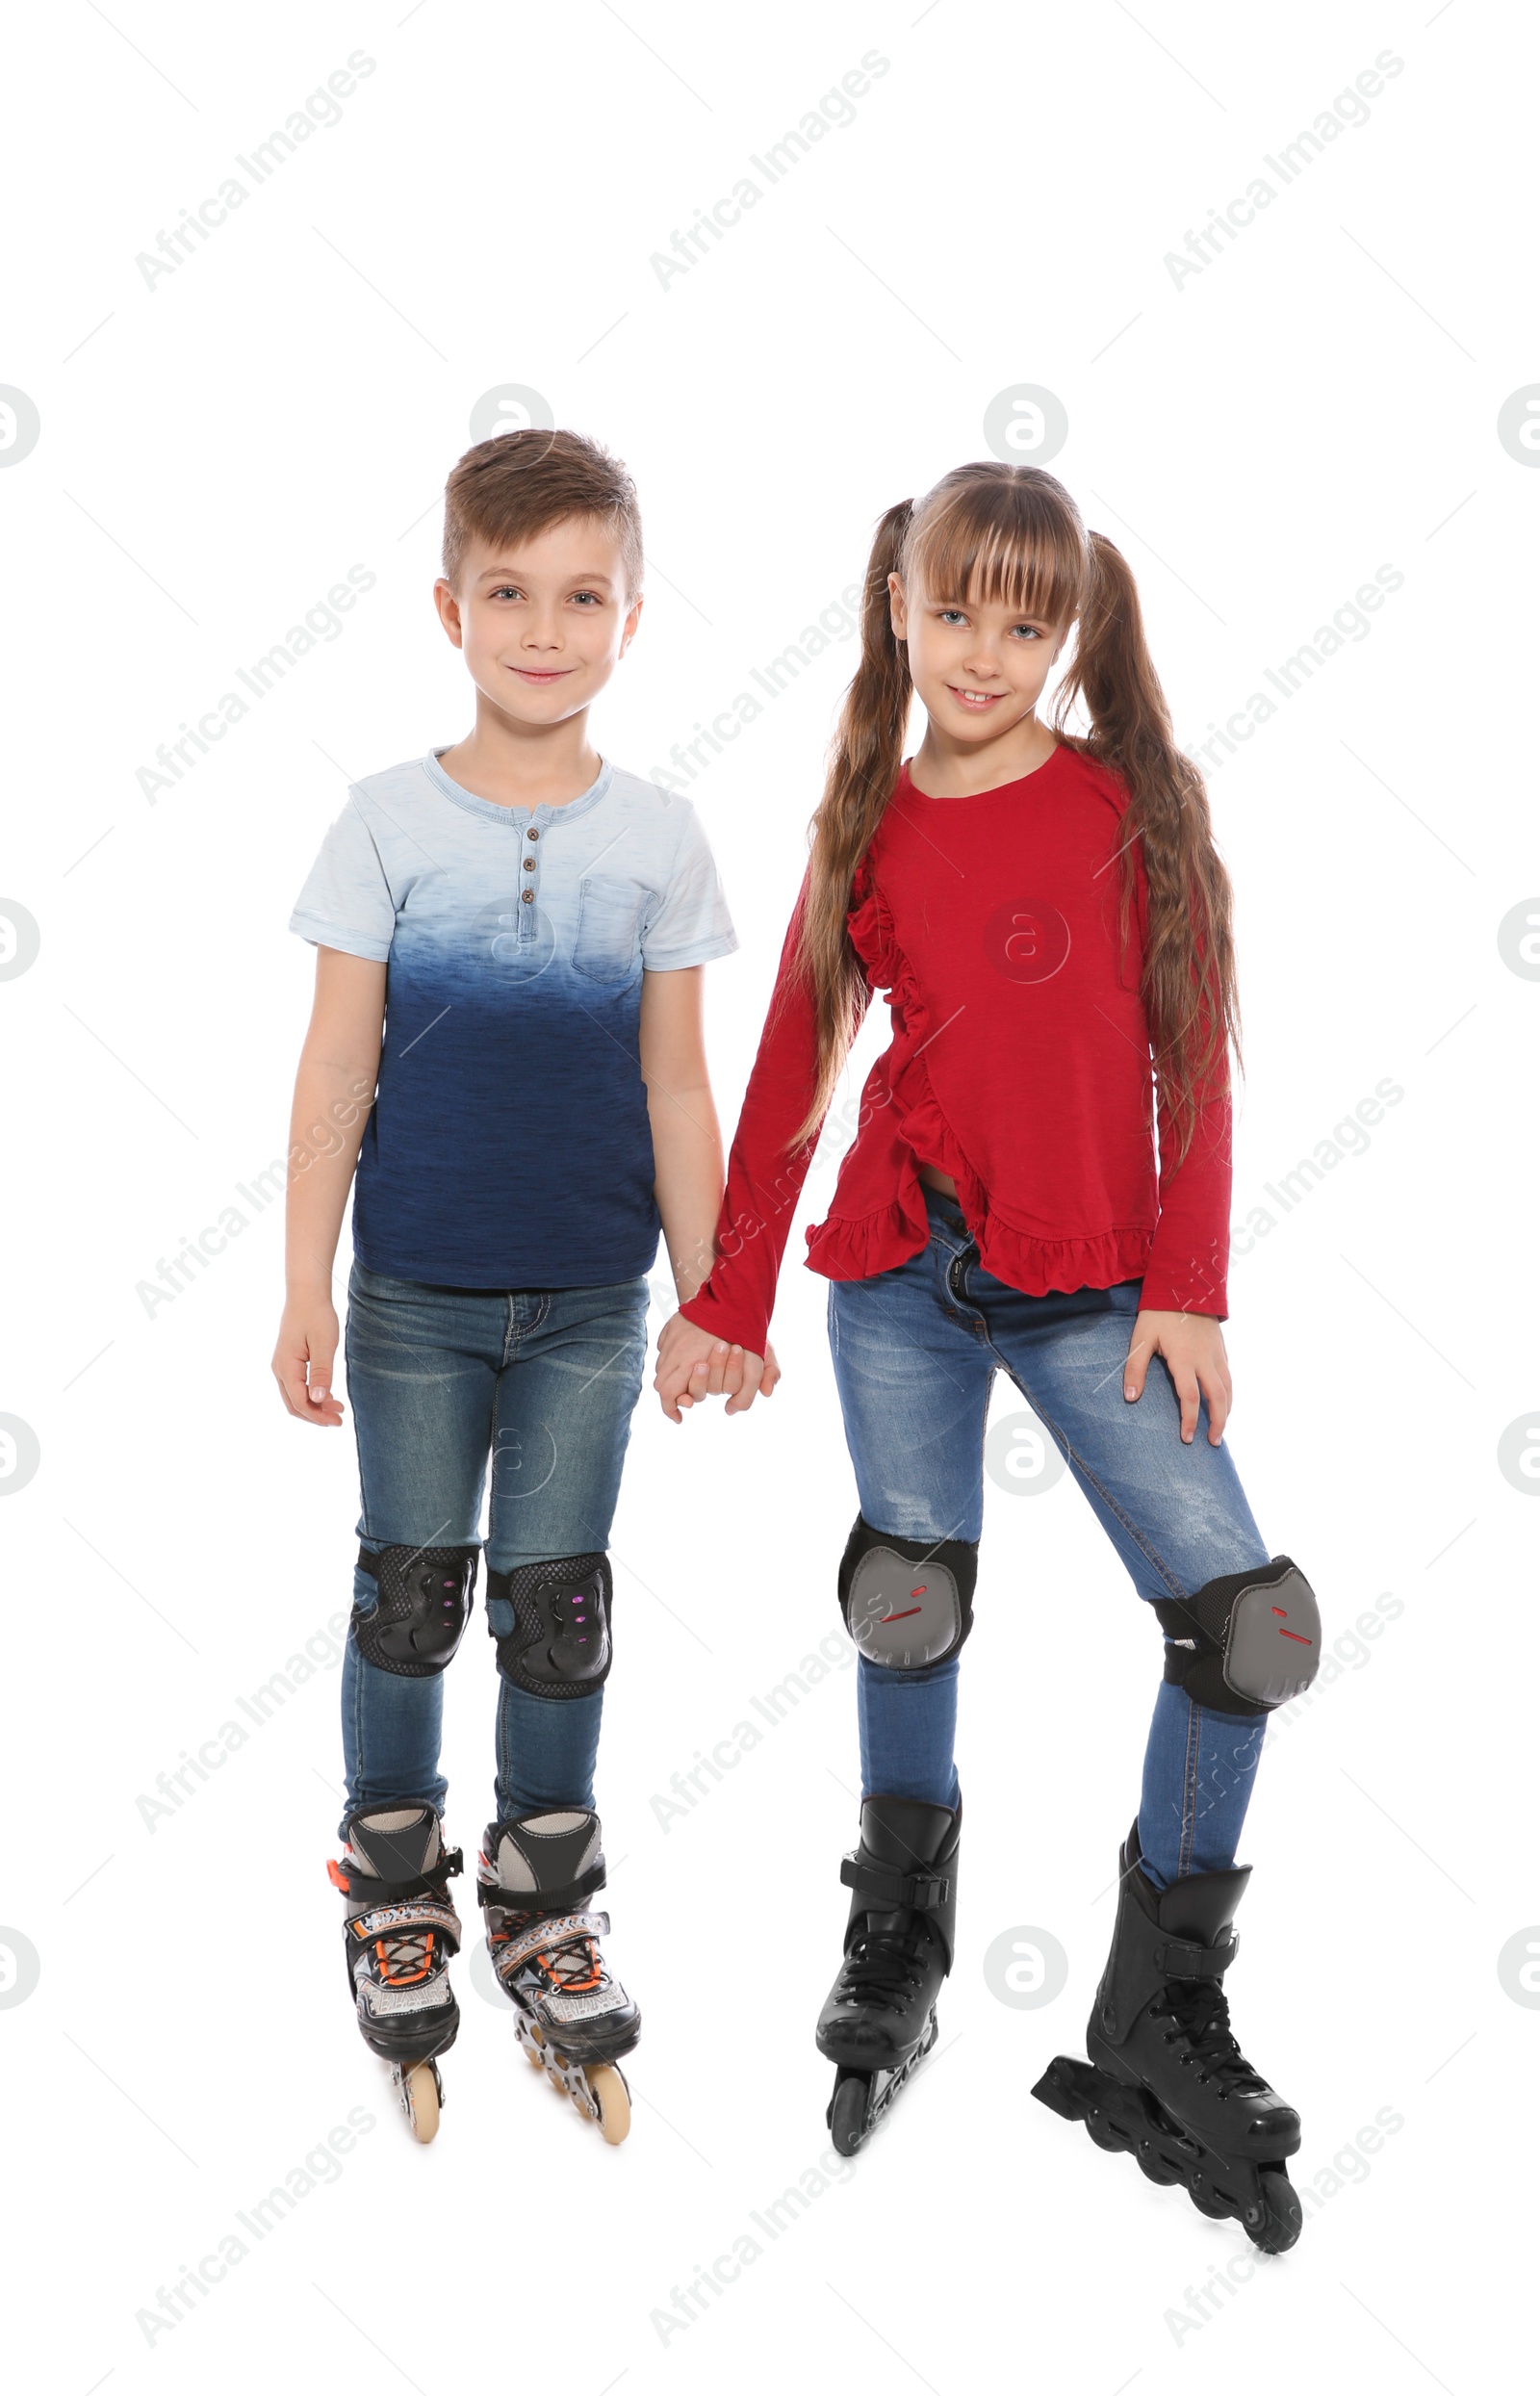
[273,428,757,2141]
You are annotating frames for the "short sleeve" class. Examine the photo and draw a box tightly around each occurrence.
[640,799,737,971]
[289,794,397,962]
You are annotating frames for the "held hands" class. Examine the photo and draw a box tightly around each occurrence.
[654,1311,781,1424]
[1123,1309,1231,1446]
[271,1295,346,1427]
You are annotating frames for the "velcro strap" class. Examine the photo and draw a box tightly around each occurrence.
[840,1854,950,1911]
[346,1898,462,1943]
[334,1848,462,1905]
[1153,1930,1238,1980]
[476,1862,603,1917]
[489,1908,610,1980]
[1152,1595,1219,1653]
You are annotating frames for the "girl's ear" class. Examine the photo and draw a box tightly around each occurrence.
[887,570,909,641]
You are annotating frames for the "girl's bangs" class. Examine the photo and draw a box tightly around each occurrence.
[908,486,1087,627]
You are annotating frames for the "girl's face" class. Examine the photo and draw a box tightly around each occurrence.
[889,571,1065,751]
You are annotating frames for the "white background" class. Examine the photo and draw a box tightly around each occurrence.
[3,1,1535,2388]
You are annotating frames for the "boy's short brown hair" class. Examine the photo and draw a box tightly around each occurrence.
[442,427,644,598]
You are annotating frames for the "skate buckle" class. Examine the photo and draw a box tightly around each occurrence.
[839,1856,949,1910]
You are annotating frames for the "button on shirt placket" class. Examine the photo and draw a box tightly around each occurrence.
[520,819,541,930]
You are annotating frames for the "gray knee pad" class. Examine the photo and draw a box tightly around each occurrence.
[352,1543,478,1678]
[837,1516,978,1670]
[485,1553,612,1699]
[1152,1555,1321,1716]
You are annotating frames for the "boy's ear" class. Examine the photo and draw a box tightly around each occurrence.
[618,592,644,657]
[432,576,465,649]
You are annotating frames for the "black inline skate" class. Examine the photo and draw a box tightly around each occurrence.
[1033,1822,1302,2253]
[817,1793,960,2155]
[328,1804,463,2144]
[477,1809,639,2145]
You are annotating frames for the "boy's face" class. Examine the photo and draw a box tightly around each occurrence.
[435,518,641,727]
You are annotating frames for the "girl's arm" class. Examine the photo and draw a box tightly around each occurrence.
[655,875,861,1420]
[1123,968,1234,1447]
[270,946,385,1426]
[641,966,781,1423]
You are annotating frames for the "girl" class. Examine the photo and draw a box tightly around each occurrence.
[656,463,1319,2254]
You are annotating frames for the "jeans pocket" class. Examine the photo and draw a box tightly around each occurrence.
[572,875,655,984]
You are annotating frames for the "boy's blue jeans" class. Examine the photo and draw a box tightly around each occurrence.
[339,1262,650,1837]
[828,1191,1274,1892]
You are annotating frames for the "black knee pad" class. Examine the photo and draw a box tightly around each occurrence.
[485,1552,613,1699]
[837,1516,978,1670]
[1152,1555,1321,1716]
[352,1543,478,1678]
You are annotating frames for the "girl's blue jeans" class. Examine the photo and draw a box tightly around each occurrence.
[828,1189,1274,1891]
[338,1262,649,1838]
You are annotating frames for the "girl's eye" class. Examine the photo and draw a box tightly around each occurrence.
[939,608,968,626]
[1010,624,1043,640]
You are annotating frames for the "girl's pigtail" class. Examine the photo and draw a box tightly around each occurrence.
[1054,529,1240,1163]
[792,499,915,1140]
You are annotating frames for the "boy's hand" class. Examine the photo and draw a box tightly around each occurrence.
[1122,1309,1231,1446]
[272,1296,346,1427]
[654,1312,780,1423]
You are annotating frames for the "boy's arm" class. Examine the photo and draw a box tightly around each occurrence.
[270,946,385,1425]
[640,966,780,1421]
[639,966,726,1305]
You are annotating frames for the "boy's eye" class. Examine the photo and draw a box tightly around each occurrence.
[489,584,524,601]
[570,590,603,606]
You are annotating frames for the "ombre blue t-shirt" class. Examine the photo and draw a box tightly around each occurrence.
[290,751,736,1288]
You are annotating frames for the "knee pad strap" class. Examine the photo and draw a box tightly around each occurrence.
[1153,1555,1321,1716]
[838,1516,978,1670]
[485,1553,613,1699]
[352,1544,477,1678]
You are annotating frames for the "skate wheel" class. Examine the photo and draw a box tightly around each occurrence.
[589,2064,630,2146]
[403,2061,440,2145]
[1086,2106,1129,2155]
[1248,2166,1303,2255]
[1188,2181,1231,2220]
[1136,2140,1183,2187]
[829,2074,870,2158]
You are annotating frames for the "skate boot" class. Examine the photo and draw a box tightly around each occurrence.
[1033,1822,1302,2253]
[816,1794,959,2155]
[477,1809,638,2145]
[327,1804,463,2144]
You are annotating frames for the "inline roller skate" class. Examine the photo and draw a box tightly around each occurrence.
[1033,1822,1302,2254]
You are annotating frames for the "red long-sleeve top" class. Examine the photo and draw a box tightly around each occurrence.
[680,745,1231,1354]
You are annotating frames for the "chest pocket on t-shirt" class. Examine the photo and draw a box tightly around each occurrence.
[572,875,656,984]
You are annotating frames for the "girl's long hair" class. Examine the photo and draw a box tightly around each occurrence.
[792,462,1239,1158]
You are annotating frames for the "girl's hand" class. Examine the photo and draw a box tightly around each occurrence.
[271,1295,346,1427]
[1123,1309,1231,1446]
[654,1312,781,1423]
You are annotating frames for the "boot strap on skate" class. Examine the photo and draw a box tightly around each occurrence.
[329,1848,463,1902]
[489,1908,610,1980]
[1153,1929,1238,1981]
[475,1861,604,1918]
[840,1853,950,1911]
[346,1896,463,1944]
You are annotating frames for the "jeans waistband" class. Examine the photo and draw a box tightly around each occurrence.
[920,1181,971,1241]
